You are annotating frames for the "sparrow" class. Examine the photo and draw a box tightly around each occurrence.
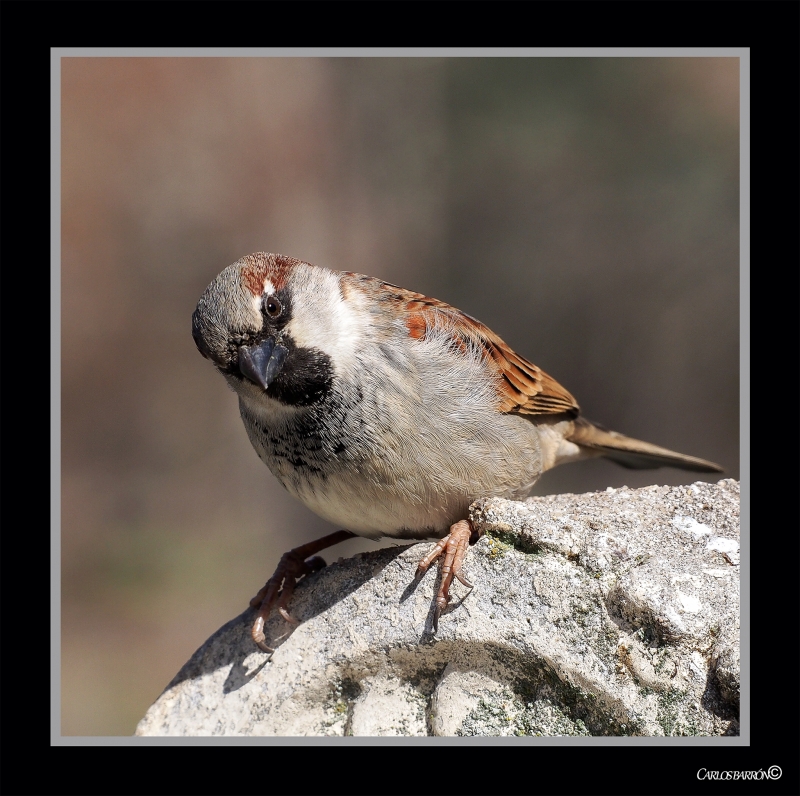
[192,252,723,653]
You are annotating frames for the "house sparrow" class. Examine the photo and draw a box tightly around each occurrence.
[192,252,723,653]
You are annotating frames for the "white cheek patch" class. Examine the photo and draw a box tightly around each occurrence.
[285,271,362,371]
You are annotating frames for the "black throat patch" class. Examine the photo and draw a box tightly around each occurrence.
[266,336,333,406]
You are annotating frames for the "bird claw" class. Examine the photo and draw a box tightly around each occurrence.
[415,519,479,632]
[251,616,276,654]
[278,606,301,625]
[248,530,355,652]
[454,568,473,590]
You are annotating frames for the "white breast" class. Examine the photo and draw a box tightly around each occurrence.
[239,309,548,540]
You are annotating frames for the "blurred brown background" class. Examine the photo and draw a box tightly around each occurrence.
[61,57,739,735]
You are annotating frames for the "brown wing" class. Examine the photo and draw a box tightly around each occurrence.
[344,273,580,418]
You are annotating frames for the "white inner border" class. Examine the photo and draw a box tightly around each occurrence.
[51,46,750,747]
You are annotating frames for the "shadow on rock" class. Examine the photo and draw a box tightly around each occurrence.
[164,544,412,693]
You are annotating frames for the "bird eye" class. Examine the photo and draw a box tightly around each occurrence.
[264,295,282,318]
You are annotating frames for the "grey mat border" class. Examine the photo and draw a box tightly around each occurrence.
[51,46,750,746]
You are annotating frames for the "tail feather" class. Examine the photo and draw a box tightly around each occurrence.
[567,417,723,473]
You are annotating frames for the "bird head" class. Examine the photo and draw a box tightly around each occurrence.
[192,252,357,407]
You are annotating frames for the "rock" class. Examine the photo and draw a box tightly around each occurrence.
[136,479,740,737]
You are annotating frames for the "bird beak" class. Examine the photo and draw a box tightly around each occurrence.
[238,337,288,390]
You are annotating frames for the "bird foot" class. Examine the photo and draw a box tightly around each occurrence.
[249,530,355,653]
[415,519,481,632]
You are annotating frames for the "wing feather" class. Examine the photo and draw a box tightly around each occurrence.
[345,274,580,419]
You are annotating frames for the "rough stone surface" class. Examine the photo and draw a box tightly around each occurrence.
[136,480,740,737]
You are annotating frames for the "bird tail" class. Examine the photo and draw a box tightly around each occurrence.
[567,417,723,473]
